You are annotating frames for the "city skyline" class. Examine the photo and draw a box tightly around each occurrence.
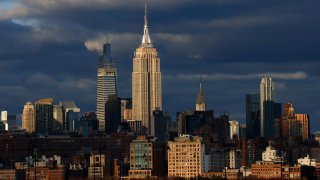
[0,1,319,132]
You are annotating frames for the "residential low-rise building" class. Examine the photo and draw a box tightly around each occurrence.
[251,162,301,179]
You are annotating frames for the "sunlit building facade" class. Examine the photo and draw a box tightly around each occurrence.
[167,135,204,178]
[132,4,162,133]
[22,102,36,133]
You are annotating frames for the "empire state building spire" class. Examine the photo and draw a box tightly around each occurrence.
[141,2,152,47]
[132,2,162,134]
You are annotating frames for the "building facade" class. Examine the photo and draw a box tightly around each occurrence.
[35,98,53,135]
[53,105,64,130]
[295,113,310,141]
[129,136,153,178]
[121,98,132,122]
[167,135,204,178]
[60,101,80,131]
[22,102,36,133]
[132,4,162,134]
[96,42,118,131]
[229,120,240,140]
[260,77,275,139]
[105,94,121,134]
[246,94,260,139]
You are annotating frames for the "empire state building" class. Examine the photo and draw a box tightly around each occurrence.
[132,3,162,133]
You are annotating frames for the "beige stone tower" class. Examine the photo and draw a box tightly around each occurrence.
[22,102,36,133]
[132,3,162,133]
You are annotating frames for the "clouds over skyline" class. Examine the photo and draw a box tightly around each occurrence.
[0,0,320,131]
[167,71,308,81]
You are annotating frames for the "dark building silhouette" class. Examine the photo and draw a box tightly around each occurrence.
[79,112,98,137]
[35,98,53,135]
[151,109,168,142]
[177,109,214,136]
[263,100,275,140]
[105,95,121,134]
[246,94,260,139]
[273,103,282,138]
[177,109,230,143]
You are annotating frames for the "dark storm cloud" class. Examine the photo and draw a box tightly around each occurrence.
[0,0,320,131]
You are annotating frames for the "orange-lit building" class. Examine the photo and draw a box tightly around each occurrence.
[202,169,241,179]
[26,166,65,180]
[295,114,310,141]
[251,162,300,179]
[0,169,16,180]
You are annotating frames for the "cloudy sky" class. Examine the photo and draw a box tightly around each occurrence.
[0,0,319,132]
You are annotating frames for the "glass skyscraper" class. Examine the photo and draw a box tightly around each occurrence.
[246,94,260,139]
[96,42,118,131]
[260,77,275,139]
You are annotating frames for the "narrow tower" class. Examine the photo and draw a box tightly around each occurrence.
[96,41,118,131]
[260,77,275,139]
[132,3,162,134]
[196,80,206,111]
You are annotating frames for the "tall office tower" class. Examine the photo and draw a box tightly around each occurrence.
[229,120,240,140]
[295,114,310,141]
[96,42,118,131]
[22,102,36,133]
[260,77,275,139]
[196,81,206,111]
[105,94,121,134]
[53,105,64,130]
[60,101,80,131]
[132,4,162,134]
[167,135,204,179]
[35,98,53,135]
[246,94,260,139]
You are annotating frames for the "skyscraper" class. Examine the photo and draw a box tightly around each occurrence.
[196,81,206,111]
[96,42,118,131]
[295,113,310,141]
[22,102,36,133]
[246,94,260,139]
[35,98,53,135]
[260,77,275,139]
[132,3,162,133]
[105,94,121,134]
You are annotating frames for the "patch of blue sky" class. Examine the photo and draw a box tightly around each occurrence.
[0,0,17,10]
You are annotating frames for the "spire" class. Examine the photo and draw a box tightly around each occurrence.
[196,79,206,111]
[103,39,112,63]
[141,1,152,47]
